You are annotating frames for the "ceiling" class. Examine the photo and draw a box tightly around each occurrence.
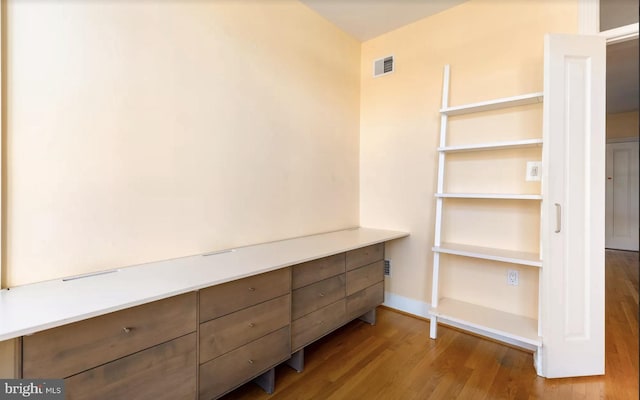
[299,0,467,41]
[299,1,638,114]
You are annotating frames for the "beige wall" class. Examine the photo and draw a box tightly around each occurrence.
[360,0,578,317]
[4,1,361,287]
[607,110,639,139]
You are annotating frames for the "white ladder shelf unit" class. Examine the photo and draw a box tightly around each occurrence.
[429,65,543,349]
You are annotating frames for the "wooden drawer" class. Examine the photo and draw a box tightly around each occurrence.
[291,274,345,320]
[23,292,197,379]
[346,260,384,296]
[199,326,290,400]
[200,294,290,363]
[291,299,345,351]
[65,333,196,400]
[346,243,384,271]
[346,281,384,321]
[200,268,290,322]
[292,253,345,289]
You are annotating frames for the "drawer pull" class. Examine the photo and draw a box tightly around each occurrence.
[122,327,133,334]
[248,359,254,365]
[248,287,256,292]
[248,322,255,328]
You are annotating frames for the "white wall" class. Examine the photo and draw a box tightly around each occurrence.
[4,0,361,287]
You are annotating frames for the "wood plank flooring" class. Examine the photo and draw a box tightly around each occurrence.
[221,250,638,400]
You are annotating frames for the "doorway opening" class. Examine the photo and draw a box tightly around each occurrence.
[605,38,639,251]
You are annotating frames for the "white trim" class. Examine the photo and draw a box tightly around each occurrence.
[383,291,430,319]
[606,136,639,144]
[600,23,639,44]
[578,0,639,42]
[578,0,599,35]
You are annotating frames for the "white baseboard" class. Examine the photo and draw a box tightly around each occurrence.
[383,292,431,319]
[383,291,538,352]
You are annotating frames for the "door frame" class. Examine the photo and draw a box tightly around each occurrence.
[578,0,639,42]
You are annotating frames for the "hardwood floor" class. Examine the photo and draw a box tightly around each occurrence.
[221,250,638,400]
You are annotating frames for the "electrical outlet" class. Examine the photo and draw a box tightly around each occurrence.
[507,270,519,286]
[526,161,542,181]
[384,260,391,277]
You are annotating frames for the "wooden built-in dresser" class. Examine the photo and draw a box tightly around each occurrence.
[0,228,407,399]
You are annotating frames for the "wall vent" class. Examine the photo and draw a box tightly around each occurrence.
[384,259,391,276]
[373,55,394,77]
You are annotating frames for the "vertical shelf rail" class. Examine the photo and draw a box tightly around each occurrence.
[429,65,450,339]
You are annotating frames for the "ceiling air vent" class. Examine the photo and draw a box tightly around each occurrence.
[373,55,394,77]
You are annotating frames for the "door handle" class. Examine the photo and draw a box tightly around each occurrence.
[554,203,561,233]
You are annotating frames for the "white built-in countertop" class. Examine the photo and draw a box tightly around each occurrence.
[0,227,408,341]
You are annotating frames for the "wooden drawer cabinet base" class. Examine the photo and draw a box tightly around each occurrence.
[199,327,290,400]
[346,244,384,271]
[199,294,290,363]
[291,299,346,352]
[346,260,384,296]
[16,243,390,399]
[292,275,345,320]
[23,292,197,379]
[347,281,384,321]
[66,333,197,400]
[292,254,345,290]
[199,269,290,322]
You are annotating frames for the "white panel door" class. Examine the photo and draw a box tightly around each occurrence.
[605,141,639,251]
[541,34,606,378]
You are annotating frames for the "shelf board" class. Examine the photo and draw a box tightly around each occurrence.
[438,138,543,153]
[430,298,541,346]
[441,92,544,116]
[435,193,542,200]
[433,242,542,267]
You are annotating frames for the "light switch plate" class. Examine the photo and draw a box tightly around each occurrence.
[526,161,542,181]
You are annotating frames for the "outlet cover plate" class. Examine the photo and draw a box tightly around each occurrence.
[526,161,542,181]
[507,269,519,286]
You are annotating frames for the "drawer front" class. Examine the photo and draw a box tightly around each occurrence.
[346,244,384,271]
[346,260,384,296]
[292,253,345,289]
[200,268,290,322]
[291,274,345,320]
[346,281,384,321]
[291,299,346,352]
[23,292,197,379]
[66,333,197,400]
[200,294,290,363]
[199,326,290,400]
